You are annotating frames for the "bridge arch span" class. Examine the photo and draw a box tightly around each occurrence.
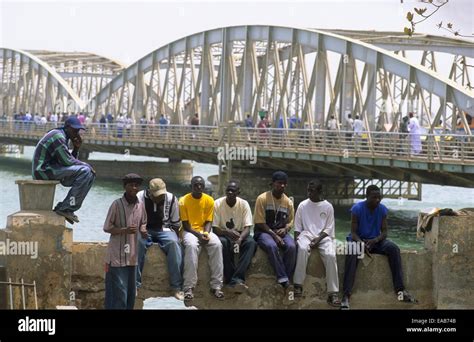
[89,26,473,134]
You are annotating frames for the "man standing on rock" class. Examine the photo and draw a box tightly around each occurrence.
[104,173,147,309]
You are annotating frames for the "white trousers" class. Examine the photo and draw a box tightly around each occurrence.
[293,232,339,293]
[182,231,223,290]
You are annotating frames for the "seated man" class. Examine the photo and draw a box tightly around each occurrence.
[32,116,95,224]
[103,173,147,309]
[341,185,417,309]
[136,178,184,300]
[293,180,340,306]
[212,180,257,292]
[253,171,296,294]
[179,176,224,300]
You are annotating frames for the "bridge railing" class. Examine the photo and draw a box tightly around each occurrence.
[0,120,473,163]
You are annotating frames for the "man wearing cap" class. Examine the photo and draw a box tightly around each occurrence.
[136,178,184,300]
[212,180,257,293]
[179,176,224,300]
[253,171,296,296]
[32,116,95,224]
[103,173,147,309]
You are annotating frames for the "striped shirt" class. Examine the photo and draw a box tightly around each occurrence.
[103,195,147,267]
[32,128,86,179]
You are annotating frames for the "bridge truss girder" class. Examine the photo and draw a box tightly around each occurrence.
[0,48,84,116]
[90,26,474,138]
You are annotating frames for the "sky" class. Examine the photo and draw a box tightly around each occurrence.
[1,0,472,66]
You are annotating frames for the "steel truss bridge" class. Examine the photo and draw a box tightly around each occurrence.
[1,26,473,199]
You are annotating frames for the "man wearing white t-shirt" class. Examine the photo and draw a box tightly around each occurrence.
[293,180,341,307]
[212,180,257,293]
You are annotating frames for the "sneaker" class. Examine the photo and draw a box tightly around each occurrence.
[233,282,249,294]
[327,293,341,307]
[54,209,79,224]
[340,295,350,310]
[183,288,194,300]
[172,290,185,301]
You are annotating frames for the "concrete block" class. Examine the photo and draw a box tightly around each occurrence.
[15,180,59,211]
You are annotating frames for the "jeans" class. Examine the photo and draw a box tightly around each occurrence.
[104,265,136,309]
[48,164,95,212]
[219,235,257,285]
[136,230,183,290]
[254,232,296,284]
[343,239,404,297]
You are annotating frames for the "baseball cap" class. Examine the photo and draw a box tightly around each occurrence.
[272,171,288,183]
[64,116,86,130]
[122,173,143,185]
[149,178,167,197]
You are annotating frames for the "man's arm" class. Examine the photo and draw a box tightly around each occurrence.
[350,214,362,242]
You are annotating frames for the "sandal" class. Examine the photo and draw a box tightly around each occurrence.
[327,293,341,307]
[211,288,225,300]
[184,288,194,300]
[398,290,418,303]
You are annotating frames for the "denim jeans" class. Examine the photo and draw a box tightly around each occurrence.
[343,239,404,297]
[104,265,136,309]
[48,164,95,212]
[219,235,257,285]
[136,230,183,290]
[254,231,296,284]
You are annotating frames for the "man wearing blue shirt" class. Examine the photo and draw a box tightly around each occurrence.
[341,185,416,309]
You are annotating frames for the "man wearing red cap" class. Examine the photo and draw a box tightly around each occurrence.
[32,116,95,224]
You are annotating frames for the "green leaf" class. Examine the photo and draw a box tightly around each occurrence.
[406,12,413,21]
[404,27,413,36]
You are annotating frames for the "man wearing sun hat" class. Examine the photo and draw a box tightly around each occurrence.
[136,178,184,300]
[32,116,96,224]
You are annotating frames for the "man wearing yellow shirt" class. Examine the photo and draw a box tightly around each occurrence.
[179,176,224,300]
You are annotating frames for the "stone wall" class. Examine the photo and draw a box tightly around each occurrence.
[427,216,474,309]
[1,211,72,309]
[72,242,434,309]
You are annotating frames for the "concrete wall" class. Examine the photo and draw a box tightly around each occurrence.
[428,216,474,309]
[1,211,72,309]
[71,242,434,309]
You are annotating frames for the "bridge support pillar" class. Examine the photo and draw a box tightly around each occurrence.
[208,168,354,206]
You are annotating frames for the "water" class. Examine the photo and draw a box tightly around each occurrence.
[1,147,473,250]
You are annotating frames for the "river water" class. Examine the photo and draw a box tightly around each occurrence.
[1,147,473,251]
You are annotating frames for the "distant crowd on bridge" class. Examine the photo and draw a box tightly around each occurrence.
[2,108,473,161]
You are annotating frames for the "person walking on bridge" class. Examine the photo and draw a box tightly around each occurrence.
[32,116,95,224]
